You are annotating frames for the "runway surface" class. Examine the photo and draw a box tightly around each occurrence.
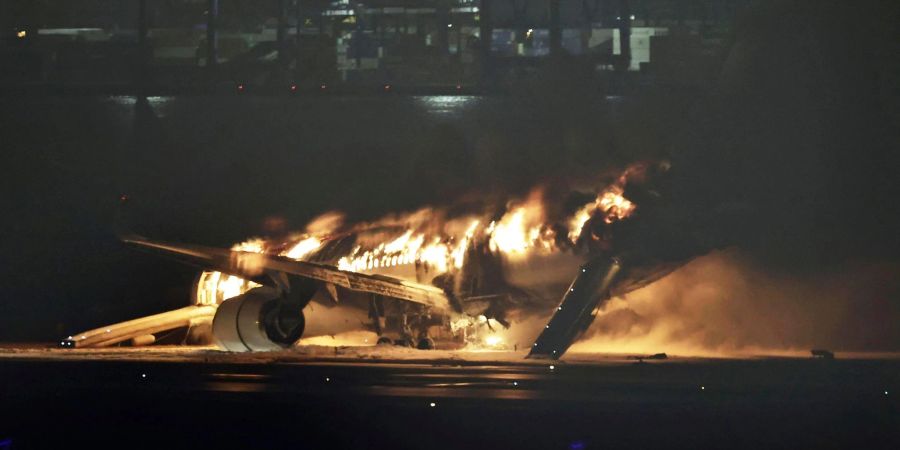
[0,346,897,449]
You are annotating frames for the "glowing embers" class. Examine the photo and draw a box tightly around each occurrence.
[195,271,260,305]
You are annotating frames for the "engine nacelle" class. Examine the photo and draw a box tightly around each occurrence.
[212,286,305,352]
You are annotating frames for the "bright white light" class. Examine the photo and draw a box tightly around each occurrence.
[447,24,453,28]
[414,95,476,117]
[429,402,436,407]
[630,15,635,20]
[282,236,322,260]
[326,377,331,382]
[513,381,518,386]
[141,373,147,378]
[549,365,555,370]
[701,386,705,390]
[485,335,503,347]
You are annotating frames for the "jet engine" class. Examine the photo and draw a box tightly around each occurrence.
[212,286,306,352]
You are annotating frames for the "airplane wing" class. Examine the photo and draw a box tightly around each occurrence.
[120,234,453,313]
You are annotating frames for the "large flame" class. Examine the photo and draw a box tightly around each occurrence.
[196,169,640,306]
[283,236,322,260]
[336,229,461,274]
[568,182,636,242]
[195,270,261,305]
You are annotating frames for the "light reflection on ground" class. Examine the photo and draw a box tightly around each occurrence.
[2,345,896,366]
[413,95,478,119]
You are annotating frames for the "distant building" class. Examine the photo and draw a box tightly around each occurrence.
[613,27,668,71]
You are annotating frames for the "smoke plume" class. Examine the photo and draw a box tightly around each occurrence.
[567,250,900,356]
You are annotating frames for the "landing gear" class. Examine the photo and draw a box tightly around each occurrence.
[370,295,439,350]
[416,337,436,350]
[394,338,416,347]
[375,335,432,349]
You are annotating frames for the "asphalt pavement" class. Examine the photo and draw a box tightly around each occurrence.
[0,348,897,449]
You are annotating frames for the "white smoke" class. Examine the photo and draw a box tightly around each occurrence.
[569,250,900,357]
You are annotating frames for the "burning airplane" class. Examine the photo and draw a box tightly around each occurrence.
[61,161,709,359]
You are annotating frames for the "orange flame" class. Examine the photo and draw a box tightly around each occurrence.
[282,236,322,260]
[195,271,261,305]
[567,184,637,242]
[199,169,641,305]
